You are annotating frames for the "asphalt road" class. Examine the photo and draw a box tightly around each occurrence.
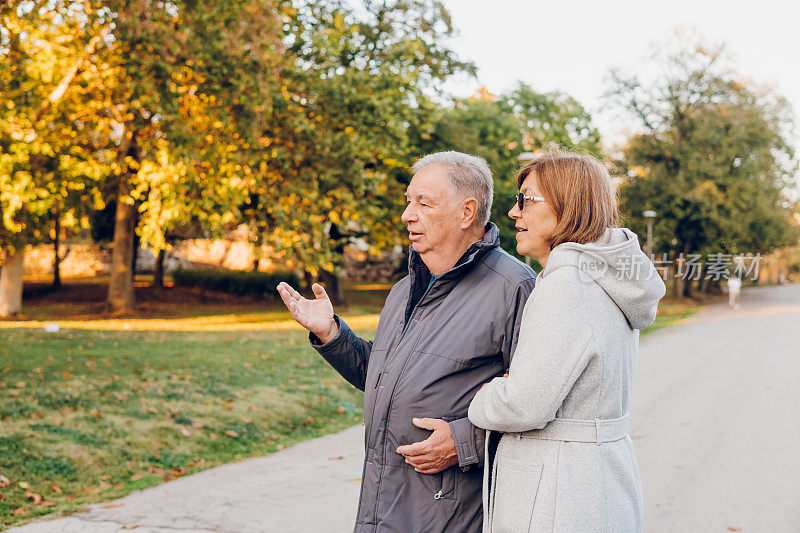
[630,283,800,532]
[11,284,800,532]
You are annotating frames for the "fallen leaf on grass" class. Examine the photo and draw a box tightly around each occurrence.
[122,524,139,530]
[101,503,124,509]
[224,430,239,438]
[41,501,55,507]
[99,481,112,490]
[50,484,62,494]
[130,474,144,481]
[180,428,191,437]
[0,474,10,487]
[11,508,27,516]
[25,491,42,504]
[337,406,345,413]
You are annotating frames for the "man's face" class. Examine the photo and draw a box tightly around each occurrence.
[401,166,462,256]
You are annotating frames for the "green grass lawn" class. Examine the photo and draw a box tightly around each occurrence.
[0,293,701,529]
[0,326,370,529]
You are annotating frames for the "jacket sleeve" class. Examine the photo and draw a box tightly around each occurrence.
[448,277,537,470]
[448,417,485,471]
[468,268,596,433]
[503,277,537,368]
[310,315,373,391]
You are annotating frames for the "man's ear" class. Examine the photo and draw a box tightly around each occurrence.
[460,198,479,229]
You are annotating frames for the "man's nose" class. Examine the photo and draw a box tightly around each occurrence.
[401,204,416,222]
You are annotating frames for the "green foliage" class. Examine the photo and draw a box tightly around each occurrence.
[609,37,799,269]
[413,82,603,257]
[172,269,300,298]
[240,0,474,277]
[1,1,109,252]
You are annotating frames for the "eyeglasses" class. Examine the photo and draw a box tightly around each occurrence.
[516,192,546,211]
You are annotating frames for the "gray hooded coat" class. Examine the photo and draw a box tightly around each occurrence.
[468,228,666,532]
[311,223,535,532]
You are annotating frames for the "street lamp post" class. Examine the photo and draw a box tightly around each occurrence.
[643,210,657,260]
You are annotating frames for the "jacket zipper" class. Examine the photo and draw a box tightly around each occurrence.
[370,281,439,524]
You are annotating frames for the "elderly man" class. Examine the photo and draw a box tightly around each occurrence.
[277,151,535,532]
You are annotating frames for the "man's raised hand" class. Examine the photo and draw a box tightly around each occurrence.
[276,282,339,343]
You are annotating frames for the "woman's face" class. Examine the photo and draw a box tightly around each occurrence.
[508,172,558,266]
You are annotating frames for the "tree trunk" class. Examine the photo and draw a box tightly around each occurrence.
[680,242,692,299]
[52,213,62,290]
[0,248,25,317]
[252,234,262,272]
[303,270,315,290]
[107,124,138,314]
[318,268,346,307]
[321,222,348,306]
[153,248,165,288]
[131,208,140,280]
[107,183,137,313]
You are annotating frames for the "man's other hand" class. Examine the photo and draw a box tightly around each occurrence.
[277,282,338,343]
[396,418,458,474]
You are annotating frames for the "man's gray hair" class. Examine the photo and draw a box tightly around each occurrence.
[411,151,494,227]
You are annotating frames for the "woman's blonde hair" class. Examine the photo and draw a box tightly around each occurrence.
[517,150,618,249]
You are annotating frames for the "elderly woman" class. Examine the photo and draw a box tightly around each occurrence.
[468,152,666,532]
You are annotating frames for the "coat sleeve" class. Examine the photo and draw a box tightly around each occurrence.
[448,277,537,470]
[468,268,597,433]
[310,315,373,391]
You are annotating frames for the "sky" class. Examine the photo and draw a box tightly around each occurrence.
[438,0,800,153]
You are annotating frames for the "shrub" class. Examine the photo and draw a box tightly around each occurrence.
[172,269,300,298]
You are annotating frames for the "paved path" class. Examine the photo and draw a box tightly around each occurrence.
[631,284,800,532]
[12,284,800,532]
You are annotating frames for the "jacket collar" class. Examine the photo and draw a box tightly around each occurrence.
[407,222,500,280]
[403,222,500,315]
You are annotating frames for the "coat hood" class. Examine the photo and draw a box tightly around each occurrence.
[540,227,666,329]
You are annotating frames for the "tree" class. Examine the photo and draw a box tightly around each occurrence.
[609,36,799,296]
[241,0,474,303]
[63,0,287,313]
[1,1,108,316]
[413,83,602,260]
